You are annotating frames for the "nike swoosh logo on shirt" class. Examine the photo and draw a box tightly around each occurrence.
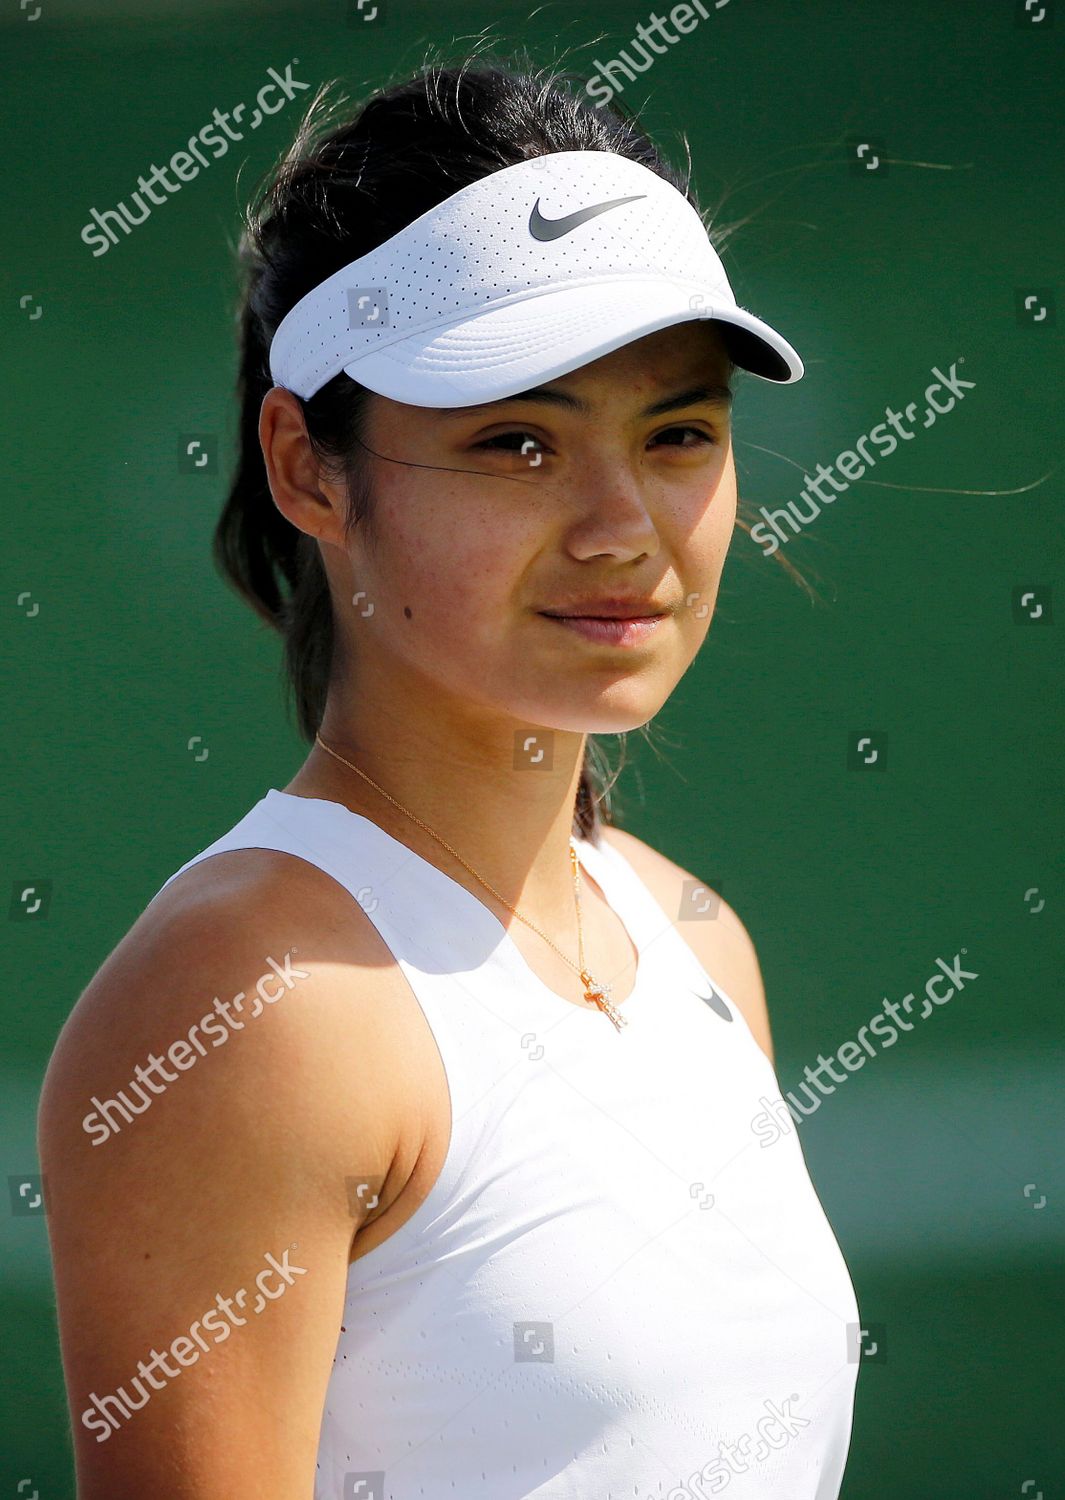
[698,988,734,1022]
[528,194,647,241]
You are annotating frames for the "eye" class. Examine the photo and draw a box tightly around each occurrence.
[470,425,719,462]
[650,425,718,449]
[473,430,548,457]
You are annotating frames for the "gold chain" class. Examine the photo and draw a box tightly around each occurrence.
[313,732,627,1030]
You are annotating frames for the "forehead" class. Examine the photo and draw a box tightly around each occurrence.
[511,323,733,410]
[568,319,733,384]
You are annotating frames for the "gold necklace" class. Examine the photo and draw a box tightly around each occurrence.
[313,731,628,1032]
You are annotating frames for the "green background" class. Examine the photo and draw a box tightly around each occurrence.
[3,1,1062,1494]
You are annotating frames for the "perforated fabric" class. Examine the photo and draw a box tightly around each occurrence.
[267,150,803,404]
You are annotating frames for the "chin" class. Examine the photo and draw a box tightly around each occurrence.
[524,693,667,737]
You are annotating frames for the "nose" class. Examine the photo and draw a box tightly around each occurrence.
[561,450,661,563]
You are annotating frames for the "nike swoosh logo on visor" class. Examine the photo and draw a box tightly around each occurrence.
[529,193,647,241]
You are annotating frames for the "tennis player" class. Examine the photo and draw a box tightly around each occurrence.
[40,54,860,1500]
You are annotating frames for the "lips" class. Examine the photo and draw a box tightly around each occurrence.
[539,599,669,620]
[539,614,666,647]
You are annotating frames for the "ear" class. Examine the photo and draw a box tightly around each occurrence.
[258,386,349,548]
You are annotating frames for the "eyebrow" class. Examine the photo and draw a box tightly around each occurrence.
[442,382,734,419]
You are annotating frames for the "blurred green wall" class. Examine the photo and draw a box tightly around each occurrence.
[3,1,1062,1495]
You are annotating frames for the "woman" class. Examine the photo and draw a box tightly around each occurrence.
[39,51,860,1500]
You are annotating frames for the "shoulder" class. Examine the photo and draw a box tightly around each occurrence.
[35,847,425,1491]
[598,824,776,1067]
[39,846,425,1225]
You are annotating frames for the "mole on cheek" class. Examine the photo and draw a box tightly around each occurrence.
[403,606,412,619]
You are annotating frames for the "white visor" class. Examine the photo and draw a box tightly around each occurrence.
[268,149,804,407]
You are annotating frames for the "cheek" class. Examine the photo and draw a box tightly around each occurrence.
[369,487,530,646]
[677,451,738,560]
[703,473,738,552]
[672,458,737,630]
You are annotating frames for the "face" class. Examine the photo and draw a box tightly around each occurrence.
[267,319,737,737]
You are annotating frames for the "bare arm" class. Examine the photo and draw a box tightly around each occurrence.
[37,858,405,1498]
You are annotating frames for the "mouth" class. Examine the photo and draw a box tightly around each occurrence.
[537,613,667,647]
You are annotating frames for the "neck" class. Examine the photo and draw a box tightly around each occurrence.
[285,691,593,935]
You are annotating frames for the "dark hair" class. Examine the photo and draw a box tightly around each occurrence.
[215,45,786,843]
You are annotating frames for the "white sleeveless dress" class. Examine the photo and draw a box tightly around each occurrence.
[156,789,860,1499]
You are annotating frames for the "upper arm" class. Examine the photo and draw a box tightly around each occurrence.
[600,824,776,1068]
[36,863,404,1499]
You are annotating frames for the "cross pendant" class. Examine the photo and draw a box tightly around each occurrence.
[581,972,628,1032]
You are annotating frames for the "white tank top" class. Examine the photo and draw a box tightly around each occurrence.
[157,789,860,1499]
